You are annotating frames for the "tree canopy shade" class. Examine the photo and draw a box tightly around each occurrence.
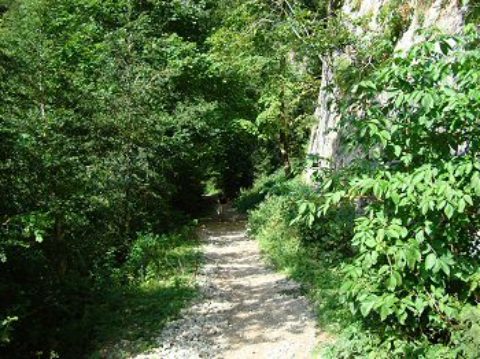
[1,0,479,358]
[0,0,327,354]
[0,0,261,356]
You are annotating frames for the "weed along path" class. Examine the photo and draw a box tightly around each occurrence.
[133,208,319,359]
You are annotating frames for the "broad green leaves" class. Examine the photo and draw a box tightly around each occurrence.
[303,29,480,357]
[341,30,480,353]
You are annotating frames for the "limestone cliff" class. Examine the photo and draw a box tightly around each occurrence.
[307,0,466,178]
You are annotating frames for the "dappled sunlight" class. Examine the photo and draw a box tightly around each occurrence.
[132,214,321,358]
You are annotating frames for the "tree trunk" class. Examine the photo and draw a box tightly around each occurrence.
[279,56,291,177]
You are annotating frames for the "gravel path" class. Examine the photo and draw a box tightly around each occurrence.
[133,214,319,359]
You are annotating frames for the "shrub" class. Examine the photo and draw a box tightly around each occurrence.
[308,28,480,357]
[248,177,355,336]
[235,170,289,213]
[124,228,199,283]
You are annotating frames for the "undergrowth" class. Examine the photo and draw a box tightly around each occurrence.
[87,227,200,358]
[234,170,289,213]
[244,28,480,359]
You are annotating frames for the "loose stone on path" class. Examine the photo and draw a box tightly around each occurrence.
[133,215,319,359]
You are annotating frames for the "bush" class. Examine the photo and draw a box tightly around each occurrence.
[296,29,480,357]
[124,228,200,283]
[86,226,200,358]
[235,170,289,213]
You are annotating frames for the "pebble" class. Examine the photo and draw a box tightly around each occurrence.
[127,215,321,359]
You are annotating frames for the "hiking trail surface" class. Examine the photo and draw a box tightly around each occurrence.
[133,206,321,359]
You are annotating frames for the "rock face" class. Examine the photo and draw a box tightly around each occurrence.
[307,0,466,178]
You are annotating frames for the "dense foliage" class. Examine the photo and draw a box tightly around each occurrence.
[335,28,480,357]
[239,4,479,358]
[276,28,480,358]
[1,0,479,357]
[0,0,260,356]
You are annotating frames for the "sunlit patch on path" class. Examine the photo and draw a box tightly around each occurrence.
[133,208,319,359]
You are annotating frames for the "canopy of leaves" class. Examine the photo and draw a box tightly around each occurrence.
[0,0,258,356]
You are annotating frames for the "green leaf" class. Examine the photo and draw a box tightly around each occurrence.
[395,93,404,107]
[464,194,473,206]
[394,145,402,157]
[360,298,376,317]
[386,272,402,291]
[414,297,428,315]
[34,230,44,243]
[440,259,451,276]
[425,253,437,271]
[421,200,429,215]
[406,246,421,269]
[365,237,377,248]
[471,172,480,195]
[308,214,315,227]
[377,228,385,242]
[359,80,377,91]
[421,93,434,110]
[444,203,454,219]
[298,202,308,214]
[391,191,400,205]
[380,303,392,321]
[415,230,425,243]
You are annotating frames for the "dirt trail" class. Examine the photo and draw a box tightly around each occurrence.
[134,208,319,359]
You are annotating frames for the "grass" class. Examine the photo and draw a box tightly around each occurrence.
[87,230,201,358]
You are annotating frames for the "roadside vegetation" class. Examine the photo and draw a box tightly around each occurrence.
[1,0,479,358]
[241,27,480,358]
[89,229,200,358]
